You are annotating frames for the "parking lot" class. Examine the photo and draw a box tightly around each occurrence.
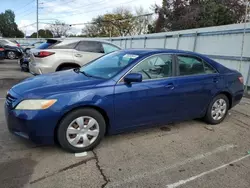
[0,60,250,188]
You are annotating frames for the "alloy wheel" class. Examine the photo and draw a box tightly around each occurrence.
[66,116,100,148]
[7,51,16,59]
[211,99,227,121]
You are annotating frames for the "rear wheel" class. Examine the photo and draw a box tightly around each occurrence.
[204,94,229,124]
[57,108,106,153]
[7,51,16,59]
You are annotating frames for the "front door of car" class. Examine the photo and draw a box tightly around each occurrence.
[114,54,177,130]
[172,54,221,120]
[74,41,104,66]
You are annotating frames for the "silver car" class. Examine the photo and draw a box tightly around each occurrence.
[29,39,121,75]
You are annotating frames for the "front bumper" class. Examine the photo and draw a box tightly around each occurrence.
[4,93,59,145]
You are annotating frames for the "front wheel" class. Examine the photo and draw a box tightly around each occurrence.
[204,94,229,125]
[7,51,16,59]
[57,108,106,153]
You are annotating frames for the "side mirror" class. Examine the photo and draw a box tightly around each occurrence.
[124,73,142,83]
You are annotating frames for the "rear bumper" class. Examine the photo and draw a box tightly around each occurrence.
[29,62,53,75]
[231,89,244,108]
[0,51,4,59]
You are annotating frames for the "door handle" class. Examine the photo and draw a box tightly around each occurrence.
[213,78,219,83]
[165,83,175,90]
[75,54,82,57]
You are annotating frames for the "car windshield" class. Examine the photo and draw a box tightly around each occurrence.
[80,51,140,79]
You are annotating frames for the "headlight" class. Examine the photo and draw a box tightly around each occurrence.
[15,99,57,110]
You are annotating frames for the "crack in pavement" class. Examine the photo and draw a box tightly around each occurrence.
[29,156,95,184]
[93,150,109,188]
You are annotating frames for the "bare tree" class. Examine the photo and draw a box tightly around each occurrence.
[47,21,71,37]
[132,6,153,35]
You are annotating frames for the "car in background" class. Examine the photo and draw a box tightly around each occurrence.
[5,49,244,152]
[0,39,20,47]
[0,45,5,60]
[19,39,60,72]
[0,39,23,59]
[29,39,121,75]
[21,41,44,53]
[10,40,21,47]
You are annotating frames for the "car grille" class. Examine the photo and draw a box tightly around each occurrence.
[6,93,17,107]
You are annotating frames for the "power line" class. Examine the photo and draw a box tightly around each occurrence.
[39,0,106,15]
[14,0,35,14]
[51,0,139,19]
[40,0,77,7]
[19,22,37,29]
[39,13,154,26]
[18,10,36,19]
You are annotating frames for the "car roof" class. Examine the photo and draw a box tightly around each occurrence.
[46,38,117,45]
[119,48,202,56]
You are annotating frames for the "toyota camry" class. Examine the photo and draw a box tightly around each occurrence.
[5,49,244,152]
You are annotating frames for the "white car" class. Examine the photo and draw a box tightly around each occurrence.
[29,39,121,75]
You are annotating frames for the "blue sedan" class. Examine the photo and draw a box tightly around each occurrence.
[5,49,244,152]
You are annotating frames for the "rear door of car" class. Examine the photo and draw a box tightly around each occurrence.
[172,54,221,120]
[73,41,104,66]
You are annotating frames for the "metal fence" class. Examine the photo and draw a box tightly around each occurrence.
[6,23,250,92]
[106,23,250,92]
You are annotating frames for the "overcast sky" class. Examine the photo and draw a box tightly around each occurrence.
[0,0,162,36]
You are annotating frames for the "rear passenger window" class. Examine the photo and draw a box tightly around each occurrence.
[76,41,104,53]
[51,42,78,49]
[177,55,217,76]
[102,43,120,54]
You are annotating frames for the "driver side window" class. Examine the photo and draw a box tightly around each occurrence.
[131,54,172,80]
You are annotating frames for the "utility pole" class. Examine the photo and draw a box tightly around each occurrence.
[37,0,39,38]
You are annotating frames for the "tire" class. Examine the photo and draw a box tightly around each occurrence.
[59,67,74,71]
[7,51,16,59]
[57,108,106,153]
[21,63,29,72]
[204,94,229,125]
[24,48,30,54]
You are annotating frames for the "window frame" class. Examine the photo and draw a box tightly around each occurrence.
[174,54,218,77]
[102,42,121,54]
[75,40,104,53]
[118,53,176,83]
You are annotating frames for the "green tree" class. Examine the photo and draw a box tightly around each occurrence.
[0,10,24,37]
[154,0,245,32]
[30,29,53,38]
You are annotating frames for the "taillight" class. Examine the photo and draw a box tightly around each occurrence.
[34,51,55,58]
[0,48,4,51]
[238,76,244,84]
[17,44,20,47]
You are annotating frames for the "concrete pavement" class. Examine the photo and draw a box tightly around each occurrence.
[0,60,249,188]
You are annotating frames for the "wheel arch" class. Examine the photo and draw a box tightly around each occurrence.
[54,105,110,144]
[214,91,232,109]
[56,62,80,71]
[219,91,232,109]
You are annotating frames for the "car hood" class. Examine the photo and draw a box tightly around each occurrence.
[11,70,105,97]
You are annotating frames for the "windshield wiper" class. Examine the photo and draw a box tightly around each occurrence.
[73,67,80,73]
[80,70,94,77]
[73,68,91,77]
